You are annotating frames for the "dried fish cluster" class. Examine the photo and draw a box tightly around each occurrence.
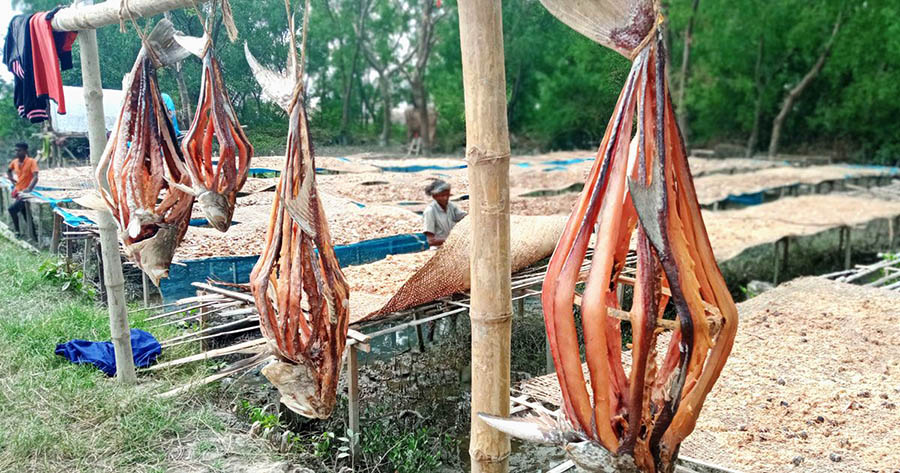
[96,21,194,285]
[247,42,351,419]
[481,2,738,472]
[180,48,254,232]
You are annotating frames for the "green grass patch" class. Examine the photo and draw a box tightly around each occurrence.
[0,239,230,472]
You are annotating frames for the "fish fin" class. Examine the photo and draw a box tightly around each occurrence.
[627,155,665,252]
[173,34,209,59]
[145,19,191,66]
[244,42,296,113]
[477,412,568,445]
[283,195,317,239]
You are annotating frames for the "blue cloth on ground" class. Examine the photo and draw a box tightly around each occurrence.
[54,329,162,376]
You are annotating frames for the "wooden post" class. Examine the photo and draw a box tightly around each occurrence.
[143,271,151,307]
[413,309,426,352]
[545,332,554,374]
[347,345,360,466]
[458,0,512,470]
[843,226,852,270]
[773,237,789,285]
[50,212,61,254]
[36,203,44,247]
[82,238,91,286]
[24,202,36,241]
[65,226,72,267]
[80,13,136,383]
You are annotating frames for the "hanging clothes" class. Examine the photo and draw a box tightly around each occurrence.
[29,10,77,115]
[3,14,45,121]
[2,9,77,123]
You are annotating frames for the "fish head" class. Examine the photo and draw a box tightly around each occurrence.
[564,441,641,473]
[261,358,336,419]
[125,224,183,286]
[197,191,233,232]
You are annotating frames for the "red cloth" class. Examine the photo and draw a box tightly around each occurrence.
[29,13,75,114]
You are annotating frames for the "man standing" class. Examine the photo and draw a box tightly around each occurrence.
[7,142,38,235]
[423,179,466,247]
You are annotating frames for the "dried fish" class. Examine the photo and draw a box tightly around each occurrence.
[247,34,351,419]
[95,20,194,285]
[180,44,254,232]
[481,2,738,472]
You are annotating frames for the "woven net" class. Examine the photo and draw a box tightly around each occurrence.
[362,214,567,320]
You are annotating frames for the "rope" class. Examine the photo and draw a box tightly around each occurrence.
[118,0,163,67]
[627,12,665,61]
[299,0,310,81]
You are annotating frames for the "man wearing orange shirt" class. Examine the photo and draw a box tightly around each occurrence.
[7,142,38,234]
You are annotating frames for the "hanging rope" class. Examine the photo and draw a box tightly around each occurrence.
[118,0,163,67]
[299,0,310,80]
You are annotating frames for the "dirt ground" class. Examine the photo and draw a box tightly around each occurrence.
[682,277,900,472]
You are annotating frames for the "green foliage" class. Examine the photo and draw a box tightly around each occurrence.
[236,400,281,430]
[4,0,898,161]
[38,258,88,296]
[0,239,231,472]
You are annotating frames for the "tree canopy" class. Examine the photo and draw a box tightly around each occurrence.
[1,0,897,164]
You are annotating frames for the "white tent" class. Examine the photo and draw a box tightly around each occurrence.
[50,86,125,134]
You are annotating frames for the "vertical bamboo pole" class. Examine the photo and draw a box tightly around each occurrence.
[347,345,360,466]
[50,212,61,254]
[458,0,512,470]
[80,15,136,383]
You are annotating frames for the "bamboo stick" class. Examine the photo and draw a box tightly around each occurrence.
[458,0,512,470]
[81,12,136,383]
[50,0,209,32]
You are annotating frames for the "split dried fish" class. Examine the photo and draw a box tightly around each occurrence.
[246,33,351,419]
[480,2,738,472]
[95,20,194,285]
[178,40,254,232]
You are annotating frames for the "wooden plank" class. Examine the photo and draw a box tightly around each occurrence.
[143,338,267,372]
[546,460,575,473]
[191,282,254,303]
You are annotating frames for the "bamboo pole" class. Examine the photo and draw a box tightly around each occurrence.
[50,0,208,32]
[80,14,137,383]
[458,0,512,470]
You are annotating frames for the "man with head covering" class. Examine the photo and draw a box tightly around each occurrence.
[423,179,466,247]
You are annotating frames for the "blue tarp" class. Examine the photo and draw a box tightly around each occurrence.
[723,191,765,206]
[158,233,430,302]
[54,329,162,376]
[543,157,594,166]
[376,164,468,173]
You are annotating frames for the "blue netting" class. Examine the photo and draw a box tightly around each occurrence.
[158,233,429,302]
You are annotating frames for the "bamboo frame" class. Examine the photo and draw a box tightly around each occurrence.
[457,0,514,470]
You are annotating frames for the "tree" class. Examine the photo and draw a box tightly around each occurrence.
[768,9,843,158]
[355,0,415,145]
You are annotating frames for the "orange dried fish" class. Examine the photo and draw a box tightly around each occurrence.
[479,2,738,472]
[96,20,194,285]
[180,46,253,232]
[246,38,350,419]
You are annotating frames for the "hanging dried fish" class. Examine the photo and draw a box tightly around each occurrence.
[478,1,738,472]
[246,24,351,419]
[96,20,194,285]
[177,40,254,232]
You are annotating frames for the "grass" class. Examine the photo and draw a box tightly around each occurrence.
[0,239,254,472]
